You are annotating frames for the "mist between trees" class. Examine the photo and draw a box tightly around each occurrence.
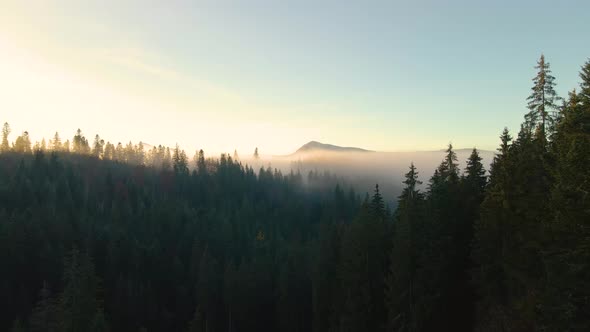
[0,55,589,332]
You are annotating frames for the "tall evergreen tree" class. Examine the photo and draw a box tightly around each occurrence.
[51,132,62,151]
[541,80,590,331]
[371,184,386,220]
[526,54,561,139]
[472,129,514,331]
[73,129,90,154]
[92,135,104,158]
[173,144,189,175]
[463,148,487,196]
[1,122,11,152]
[386,163,425,332]
[196,149,206,174]
[13,131,32,153]
[579,59,590,105]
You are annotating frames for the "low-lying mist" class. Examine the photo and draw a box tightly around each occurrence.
[239,148,494,205]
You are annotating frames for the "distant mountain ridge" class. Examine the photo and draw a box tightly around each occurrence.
[286,141,492,157]
[294,141,373,154]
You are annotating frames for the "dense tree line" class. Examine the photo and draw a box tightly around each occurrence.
[0,55,588,331]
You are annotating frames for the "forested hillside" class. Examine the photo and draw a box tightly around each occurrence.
[1,56,589,331]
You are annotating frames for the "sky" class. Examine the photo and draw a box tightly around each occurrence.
[1,0,589,155]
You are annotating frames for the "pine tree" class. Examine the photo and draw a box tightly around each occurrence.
[196,149,206,174]
[136,142,145,165]
[73,129,90,154]
[173,144,189,175]
[1,122,10,152]
[386,163,425,332]
[541,82,590,330]
[462,148,487,202]
[103,142,114,160]
[526,54,561,139]
[338,185,390,332]
[370,184,385,220]
[51,132,61,151]
[162,147,172,170]
[92,135,104,158]
[472,129,514,330]
[473,123,549,330]
[579,59,590,105]
[423,143,474,330]
[13,131,32,153]
[444,143,459,182]
[253,147,259,159]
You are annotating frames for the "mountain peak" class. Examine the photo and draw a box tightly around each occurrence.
[295,141,372,154]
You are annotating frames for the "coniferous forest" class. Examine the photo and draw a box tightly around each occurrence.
[1,56,589,332]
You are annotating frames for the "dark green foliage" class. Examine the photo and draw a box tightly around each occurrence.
[471,57,590,332]
[579,59,590,104]
[540,86,590,331]
[386,163,426,332]
[1,55,589,332]
[0,140,359,332]
[59,248,102,332]
[463,148,487,199]
[526,54,561,139]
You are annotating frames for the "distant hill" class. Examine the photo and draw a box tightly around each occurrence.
[294,141,373,154]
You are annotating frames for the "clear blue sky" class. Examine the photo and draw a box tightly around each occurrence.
[1,0,589,154]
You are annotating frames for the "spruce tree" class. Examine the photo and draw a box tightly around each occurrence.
[1,122,10,152]
[173,144,189,175]
[92,135,104,158]
[371,184,386,220]
[526,54,561,139]
[463,148,487,196]
[196,149,206,174]
[472,129,514,331]
[51,132,61,151]
[541,81,590,330]
[386,163,425,332]
[579,59,590,105]
[13,131,32,153]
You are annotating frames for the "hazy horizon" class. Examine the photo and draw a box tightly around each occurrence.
[2,1,589,155]
[1,2,589,331]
